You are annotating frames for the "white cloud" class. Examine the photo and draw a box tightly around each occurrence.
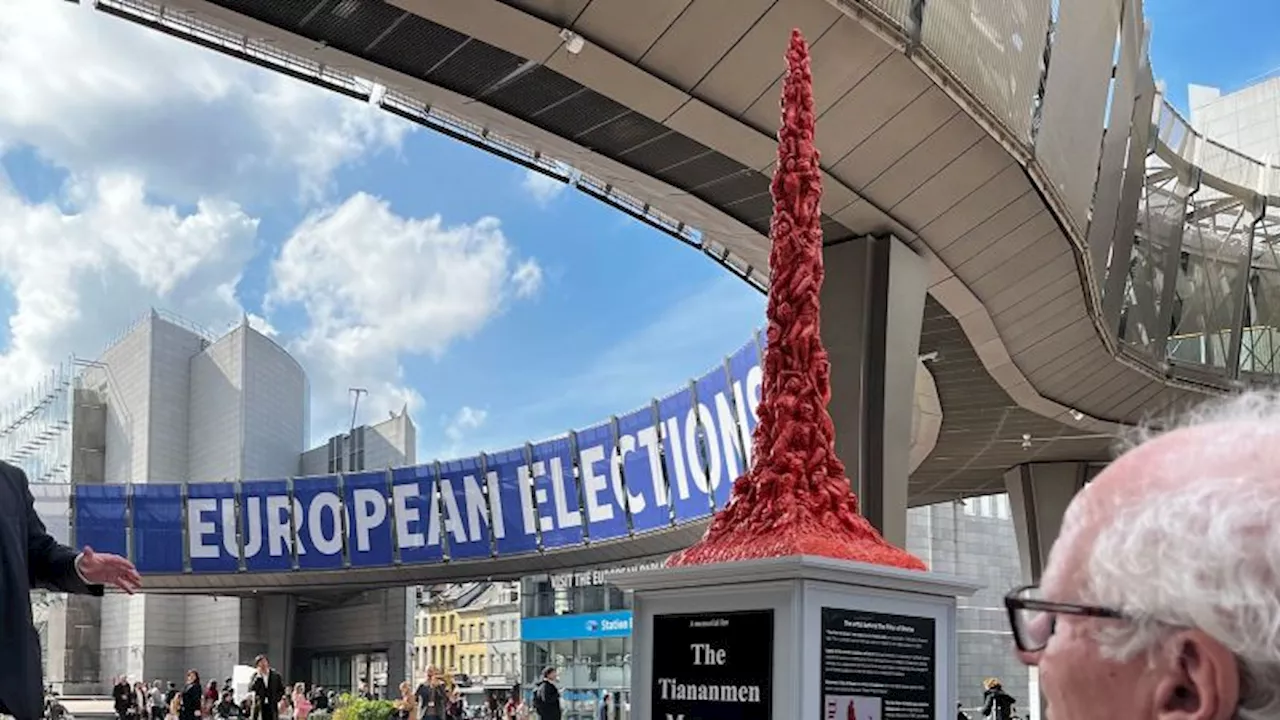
[0,1,408,205]
[512,258,544,298]
[267,193,541,439]
[246,313,278,338]
[521,169,568,206]
[427,405,489,460]
[0,173,258,401]
[445,406,488,444]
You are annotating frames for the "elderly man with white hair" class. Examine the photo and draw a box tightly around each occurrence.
[1005,391,1280,720]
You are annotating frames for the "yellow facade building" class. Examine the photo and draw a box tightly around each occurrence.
[420,582,492,683]
[425,598,459,677]
[455,599,489,680]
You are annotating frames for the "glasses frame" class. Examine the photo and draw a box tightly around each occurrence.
[1003,584,1127,653]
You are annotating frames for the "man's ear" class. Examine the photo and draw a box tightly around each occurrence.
[1154,629,1239,720]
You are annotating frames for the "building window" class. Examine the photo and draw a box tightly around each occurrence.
[349,426,366,472]
[327,435,343,474]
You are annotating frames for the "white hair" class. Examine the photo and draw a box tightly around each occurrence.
[1082,390,1280,720]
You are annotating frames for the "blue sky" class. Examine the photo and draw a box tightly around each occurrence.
[0,1,764,465]
[1146,0,1280,112]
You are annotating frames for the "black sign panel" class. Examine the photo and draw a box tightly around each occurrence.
[820,608,935,720]
[652,609,773,720]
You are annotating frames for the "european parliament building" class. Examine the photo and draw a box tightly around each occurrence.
[15,310,1030,707]
[13,311,417,694]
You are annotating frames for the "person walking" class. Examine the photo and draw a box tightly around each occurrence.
[0,461,141,720]
[530,669,560,720]
[150,681,167,720]
[290,684,311,720]
[393,682,415,720]
[248,656,285,720]
[179,672,203,720]
[414,667,447,720]
[979,679,1015,720]
[113,677,133,720]
[502,685,525,720]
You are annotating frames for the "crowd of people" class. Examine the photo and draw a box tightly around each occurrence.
[102,662,551,720]
[388,665,554,720]
[107,656,332,720]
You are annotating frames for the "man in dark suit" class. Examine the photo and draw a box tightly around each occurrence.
[0,461,141,720]
[248,655,285,720]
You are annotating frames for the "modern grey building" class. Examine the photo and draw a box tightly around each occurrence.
[907,495,1030,714]
[13,310,418,693]
[1189,78,1280,162]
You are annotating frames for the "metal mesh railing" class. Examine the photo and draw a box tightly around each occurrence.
[860,0,914,30]
[919,0,1052,144]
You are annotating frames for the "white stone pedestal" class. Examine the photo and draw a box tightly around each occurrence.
[612,555,979,720]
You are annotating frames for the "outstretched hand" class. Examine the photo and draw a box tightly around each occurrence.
[79,545,142,594]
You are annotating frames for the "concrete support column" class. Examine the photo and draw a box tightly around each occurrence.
[821,235,928,548]
[260,595,298,680]
[1004,463,1103,583]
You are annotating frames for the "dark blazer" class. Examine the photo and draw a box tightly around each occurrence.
[179,683,203,720]
[249,670,286,720]
[0,461,102,720]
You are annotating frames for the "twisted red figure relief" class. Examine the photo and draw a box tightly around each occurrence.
[667,30,925,571]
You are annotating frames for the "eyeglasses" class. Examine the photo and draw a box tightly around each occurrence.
[1003,584,1126,653]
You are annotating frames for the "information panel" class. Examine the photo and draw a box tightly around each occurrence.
[652,609,773,720]
[820,608,935,720]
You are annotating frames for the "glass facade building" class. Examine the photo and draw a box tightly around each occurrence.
[520,571,638,720]
[1102,86,1280,385]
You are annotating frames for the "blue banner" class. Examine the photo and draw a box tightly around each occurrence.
[485,447,538,556]
[187,482,240,572]
[727,338,763,465]
[292,475,345,570]
[241,479,293,572]
[615,404,669,534]
[520,611,633,641]
[391,465,444,565]
[695,366,744,510]
[73,485,127,557]
[62,332,766,575]
[344,471,394,568]
[439,457,492,560]
[575,423,629,542]
[529,437,583,549]
[658,387,712,522]
[131,484,184,573]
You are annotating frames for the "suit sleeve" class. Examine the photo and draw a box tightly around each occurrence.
[19,465,102,596]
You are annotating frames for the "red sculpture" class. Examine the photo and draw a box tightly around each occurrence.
[666,30,925,571]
